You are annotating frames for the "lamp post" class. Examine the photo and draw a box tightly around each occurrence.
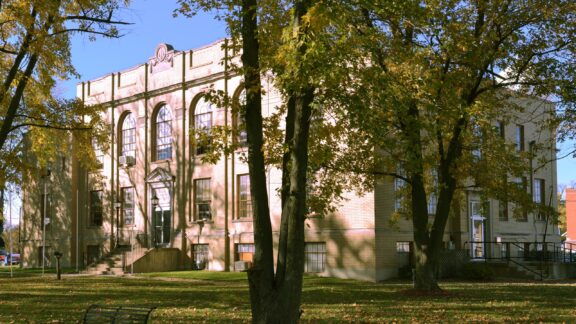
[41,168,51,276]
[8,187,13,278]
[114,201,122,249]
[151,194,159,248]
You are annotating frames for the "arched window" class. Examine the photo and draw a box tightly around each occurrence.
[234,89,247,146]
[120,112,136,158]
[194,97,213,155]
[155,105,172,160]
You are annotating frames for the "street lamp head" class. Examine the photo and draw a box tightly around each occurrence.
[151,194,159,207]
[114,201,122,210]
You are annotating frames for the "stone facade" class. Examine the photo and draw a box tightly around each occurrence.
[19,40,560,281]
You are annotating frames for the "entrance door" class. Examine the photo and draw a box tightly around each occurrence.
[470,201,485,259]
[153,209,171,246]
[151,186,171,247]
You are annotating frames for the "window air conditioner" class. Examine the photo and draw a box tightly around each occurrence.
[197,203,211,220]
[234,261,253,272]
[119,155,135,166]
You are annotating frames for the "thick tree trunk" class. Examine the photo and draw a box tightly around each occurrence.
[410,113,465,291]
[0,189,4,247]
[241,0,314,322]
[240,0,276,321]
[411,173,441,291]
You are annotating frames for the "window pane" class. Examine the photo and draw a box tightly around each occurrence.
[121,113,136,158]
[155,106,172,160]
[236,243,255,262]
[92,138,103,167]
[304,242,326,273]
[193,244,209,269]
[195,112,212,155]
[394,178,405,211]
[122,187,134,225]
[396,242,410,253]
[89,191,103,226]
[499,200,508,221]
[194,179,211,220]
[236,90,247,145]
[515,125,524,151]
[238,174,252,218]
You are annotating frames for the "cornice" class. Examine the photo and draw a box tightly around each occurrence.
[96,70,238,108]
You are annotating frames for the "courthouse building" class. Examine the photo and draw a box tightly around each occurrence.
[19,40,560,281]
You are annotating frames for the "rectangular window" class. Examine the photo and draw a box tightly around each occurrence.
[194,179,211,221]
[235,243,255,262]
[515,177,528,222]
[156,119,172,160]
[123,130,136,157]
[305,242,327,273]
[534,178,546,221]
[515,125,524,151]
[89,190,103,226]
[238,174,252,219]
[533,178,545,204]
[472,123,482,158]
[40,193,52,229]
[122,187,135,226]
[394,177,405,211]
[195,112,212,155]
[92,138,104,168]
[394,167,406,211]
[396,241,411,253]
[499,200,508,221]
[192,244,209,270]
[496,121,505,138]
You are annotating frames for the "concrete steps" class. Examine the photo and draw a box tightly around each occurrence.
[488,261,547,280]
[84,246,132,275]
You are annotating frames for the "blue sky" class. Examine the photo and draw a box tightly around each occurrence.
[60,0,576,188]
[57,0,227,99]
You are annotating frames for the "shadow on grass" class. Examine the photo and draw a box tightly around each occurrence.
[1,272,576,323]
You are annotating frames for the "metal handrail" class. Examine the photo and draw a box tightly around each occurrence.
[506,257,544,281]
[463,240,576,281]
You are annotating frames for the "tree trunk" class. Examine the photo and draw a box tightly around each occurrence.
[241,0,276,321]
[0,189,4,247]
[411,173,441,291]
[241,0,314,322]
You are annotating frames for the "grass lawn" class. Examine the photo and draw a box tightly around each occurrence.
[1,267,576,323]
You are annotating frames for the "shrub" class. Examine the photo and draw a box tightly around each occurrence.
[459,262,495,281]
[398,264,413,280]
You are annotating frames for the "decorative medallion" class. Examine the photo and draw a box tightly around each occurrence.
[149,43,175,73]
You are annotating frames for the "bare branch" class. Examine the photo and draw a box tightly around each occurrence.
[49,29,124,38]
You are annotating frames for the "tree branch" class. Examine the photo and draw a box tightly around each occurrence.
[65,15,132,25]
[49,29,123,38]
[10,123,91,132]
